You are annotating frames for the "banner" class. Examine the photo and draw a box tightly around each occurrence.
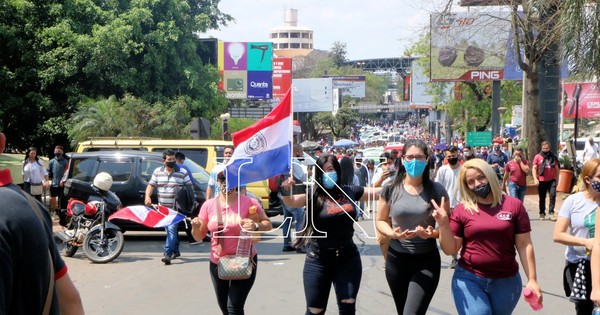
[323,76,366,98]
[563,83,600,118]
[219,41,273,99]
[430,12,512,82]
[272,58,292,99]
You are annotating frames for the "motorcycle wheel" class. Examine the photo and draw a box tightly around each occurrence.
[62,242,78,257]
[82,228,124,263]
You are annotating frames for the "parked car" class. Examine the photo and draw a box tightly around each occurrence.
[61,151,209,232]
[74,138,281,217]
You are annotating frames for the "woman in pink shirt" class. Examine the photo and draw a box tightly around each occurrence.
[191,172,272,315]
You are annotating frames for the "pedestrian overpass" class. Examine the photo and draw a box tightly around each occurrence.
[343,57,415,75]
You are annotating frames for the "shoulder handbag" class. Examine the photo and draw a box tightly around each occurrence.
[30,183,43,196]
[215,198,254,280]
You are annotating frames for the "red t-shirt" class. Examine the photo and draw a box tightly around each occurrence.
[504,159,528,186]
[450,195,531,279]
[533,153,558,181]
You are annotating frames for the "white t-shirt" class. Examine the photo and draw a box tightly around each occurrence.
[582,143,599,163]
[558,192,598,262]
[434,164,462,208]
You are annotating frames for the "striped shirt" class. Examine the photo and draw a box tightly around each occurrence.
[148,166,192,207]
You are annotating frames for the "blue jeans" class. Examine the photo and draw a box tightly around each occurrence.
[452,265,522,315]
[164,223,180,256]
[280,197,305,247]
[303,241,361,314]
[507,182,526,203]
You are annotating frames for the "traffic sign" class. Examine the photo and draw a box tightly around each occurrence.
[467,131,492,146]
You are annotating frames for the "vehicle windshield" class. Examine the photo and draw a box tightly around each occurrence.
[183,159,210,183]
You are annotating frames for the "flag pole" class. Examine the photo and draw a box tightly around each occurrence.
[289,86,294,196]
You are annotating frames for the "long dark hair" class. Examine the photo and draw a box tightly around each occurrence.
[383,139,435,205]
[294,154,342,248]
[339,156,355,186]
[23,147,41,164]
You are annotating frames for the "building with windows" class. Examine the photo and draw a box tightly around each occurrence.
[270,9,313,57]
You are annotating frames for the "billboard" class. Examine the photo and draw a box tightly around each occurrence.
[323,76,366,98]
[219,41,273,99]
[292,78,334,113]
[411,59,454,107]
[430,12,513,81]
[272,58,292,99]
[563,83,600,118]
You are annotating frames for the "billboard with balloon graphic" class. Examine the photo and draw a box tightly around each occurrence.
[218,41,273,99]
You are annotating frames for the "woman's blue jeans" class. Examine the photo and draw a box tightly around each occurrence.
[452,265,522,315]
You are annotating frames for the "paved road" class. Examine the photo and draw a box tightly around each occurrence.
[63,195,576,315]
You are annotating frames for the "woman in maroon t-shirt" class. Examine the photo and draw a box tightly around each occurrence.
[432,159,543,314]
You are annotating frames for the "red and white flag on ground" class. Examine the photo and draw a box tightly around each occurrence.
[108,205,185,228]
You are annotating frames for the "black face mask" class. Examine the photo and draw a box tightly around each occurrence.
[448,157,459,165]
[165,161,176,168]
[470,183,491,198]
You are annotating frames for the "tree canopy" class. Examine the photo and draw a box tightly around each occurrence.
[0,0,232,154]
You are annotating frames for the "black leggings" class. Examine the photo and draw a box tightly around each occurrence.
[385,247,441,315]
[209,255,258,315]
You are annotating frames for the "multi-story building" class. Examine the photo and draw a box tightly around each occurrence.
[270,9,313,58]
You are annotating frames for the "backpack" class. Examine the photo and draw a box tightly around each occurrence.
[173,184,197,216]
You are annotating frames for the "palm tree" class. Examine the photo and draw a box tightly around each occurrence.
[67,96,129,146]
[560,1,600,81]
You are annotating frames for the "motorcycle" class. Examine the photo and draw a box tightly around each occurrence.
[55,172,125,263]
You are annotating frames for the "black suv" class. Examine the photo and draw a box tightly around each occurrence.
[62,151,208,231]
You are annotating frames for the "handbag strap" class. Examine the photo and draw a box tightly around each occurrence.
[215,197,224,248]
[21,192,54,315]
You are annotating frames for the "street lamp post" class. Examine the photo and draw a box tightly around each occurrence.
[497,107,508,137]
[220,113,231,141]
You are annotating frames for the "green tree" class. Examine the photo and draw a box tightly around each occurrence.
[0,0,232,152]
[67,94,192,146]
[313,106,359,139]
[560,1,600,80]
[330,41,348,68]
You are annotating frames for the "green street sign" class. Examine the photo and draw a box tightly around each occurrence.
[467,131,492,147]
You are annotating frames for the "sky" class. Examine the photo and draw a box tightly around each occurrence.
[203,0,448,60]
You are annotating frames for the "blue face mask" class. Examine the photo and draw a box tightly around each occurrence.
[404,159,428,178]
[322,171,338,189]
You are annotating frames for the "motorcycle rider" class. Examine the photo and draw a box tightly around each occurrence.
[145,149,193,265]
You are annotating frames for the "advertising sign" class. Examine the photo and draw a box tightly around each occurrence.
[292,78,334,113]
[511,105,522,126]
[272,57,292,99]
[219,41,273,99]
[563,83,600,118]
[430,12,512,82]
[403,75,411,101]
[411,59,454,107]
[467,131,492,146]
[323,76,366,98]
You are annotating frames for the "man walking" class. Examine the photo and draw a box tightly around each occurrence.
[434,145,462,268]
[502,148,530,203]
[145,149,193,265]
[532,141,560,221]
[486,139,509,181]
[279,144,306,253]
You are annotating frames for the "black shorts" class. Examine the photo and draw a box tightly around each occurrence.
[50,186,63,197]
